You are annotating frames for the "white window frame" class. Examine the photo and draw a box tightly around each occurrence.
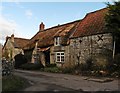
[56,52,65,63]
[54,37,60,46]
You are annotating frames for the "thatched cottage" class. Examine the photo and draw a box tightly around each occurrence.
[24,8,114,68]
[3,7,115,68]
[24,21,81,67]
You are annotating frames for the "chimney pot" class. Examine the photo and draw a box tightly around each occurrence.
[11,34,14,37]
[11,34,14,42]
[39,22,45,31]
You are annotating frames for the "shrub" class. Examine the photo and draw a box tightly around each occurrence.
[46,64,56,67]
[107,54,120,72]
[107,54,120,77]
[20,63,44,70]
[43,67,60,73]
[86,57,93,71]
[78,58,93,72]
[61,67,74,74]
[76,56,110,76]
[79,63,88,71]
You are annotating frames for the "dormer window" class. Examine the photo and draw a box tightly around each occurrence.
[54,37,60,46]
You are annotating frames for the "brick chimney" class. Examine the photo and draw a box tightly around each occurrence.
[11,34,14,43]
[39,22,45,31]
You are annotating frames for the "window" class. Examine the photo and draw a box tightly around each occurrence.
[54,37,60,46]
[56,52,65,63]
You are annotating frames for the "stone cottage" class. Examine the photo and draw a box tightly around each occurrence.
[69,8,113,67]
[2,34,29,61]
[24,8,114,68]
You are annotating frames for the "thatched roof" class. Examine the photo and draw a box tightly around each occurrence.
[24,20,80,50]
[3,37,29,49]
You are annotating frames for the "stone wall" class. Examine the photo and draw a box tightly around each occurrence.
[50,46,55,64]
[39,52,46,66]
[69,33,113,67]
[49,33,113,68]
[50,44,79,68]
[50,45,72,68]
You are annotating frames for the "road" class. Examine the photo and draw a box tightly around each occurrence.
[14,69,120,92]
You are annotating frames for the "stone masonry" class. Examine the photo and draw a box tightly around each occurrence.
[69,33,113,67]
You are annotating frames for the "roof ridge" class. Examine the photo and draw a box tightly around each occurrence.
[30,19,81,40]
[6,36,29,40]
[14,37,29,40]
[86,7,108,15]
[45,19,81,31]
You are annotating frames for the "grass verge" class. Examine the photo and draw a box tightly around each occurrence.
[2,74,30,91]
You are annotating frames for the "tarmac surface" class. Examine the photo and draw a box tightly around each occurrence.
[14,69,120,92]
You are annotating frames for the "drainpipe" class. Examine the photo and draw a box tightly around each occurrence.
[90,36,92,59]
[113,39,116,59]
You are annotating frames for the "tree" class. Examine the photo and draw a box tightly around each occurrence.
[105,1,120,54]
[105,1,120,36]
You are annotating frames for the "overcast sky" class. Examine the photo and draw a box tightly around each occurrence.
[0,1,114,45]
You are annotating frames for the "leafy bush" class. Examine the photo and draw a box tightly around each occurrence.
[20,63,44,70]
[107,54,120,77]
[78,57,93,72]
[61,67,74,74]
[86,57,93,70]
[46,64,56,67]
[43,67,60,73]
[78,63,87,71]
[43,66,76,74]
[73,56,110,76]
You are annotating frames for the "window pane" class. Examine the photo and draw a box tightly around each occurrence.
[61,56,64,62]
[57,56,60,61]
[56,52,65,62]
[61,53,64,55]
[54,37,60,46]
[57,37,59,45]
[56,40,58,45]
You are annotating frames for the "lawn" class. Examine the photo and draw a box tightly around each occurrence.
[2,74,30,91]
